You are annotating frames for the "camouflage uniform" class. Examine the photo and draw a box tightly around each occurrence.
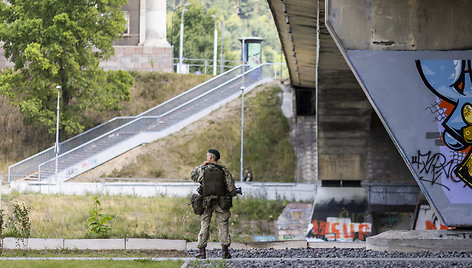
[190,164,236,248]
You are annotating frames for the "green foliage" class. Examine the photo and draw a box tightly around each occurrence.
[0,0,134,136]
[4,192,292,243]
[5,203,31,239]
[86,197,113,238]
[167,0,282,65]
[168,0,220,72]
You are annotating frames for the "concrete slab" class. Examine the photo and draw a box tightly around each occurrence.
[308,242,365,249]
[245,240,307,249]
[186,242,220,250]
[186,242,246,250]
[26,238,63,250]
[126,239,186,250]
[64,239,124,250]
[367,230,472,252]
[3,238,28,250]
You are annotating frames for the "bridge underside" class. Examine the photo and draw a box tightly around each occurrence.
[268,0,413,184]
[269,0,472,229]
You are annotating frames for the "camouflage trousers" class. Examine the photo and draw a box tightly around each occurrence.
[197,198,231,248]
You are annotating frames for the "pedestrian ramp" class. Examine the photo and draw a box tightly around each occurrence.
[8,64,279,182]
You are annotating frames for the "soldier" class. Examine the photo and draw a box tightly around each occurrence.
[190,149,238,259]
[243,167,253,182]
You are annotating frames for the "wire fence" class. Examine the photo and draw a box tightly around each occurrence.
[172,58,240,75]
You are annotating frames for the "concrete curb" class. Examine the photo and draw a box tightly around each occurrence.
[366,230,472,252]
[0,238,365,251]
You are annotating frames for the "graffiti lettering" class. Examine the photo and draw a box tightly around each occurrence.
[338,209,366,223]
[308,218,371,242]
[411,150,456,190]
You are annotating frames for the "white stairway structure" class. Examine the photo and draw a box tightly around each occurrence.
[9,64,278,182]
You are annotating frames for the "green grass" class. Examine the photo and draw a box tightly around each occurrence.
[1,192,291,242]
[107,83,296,182]
[0,260,183,268]
[0,249,186,258]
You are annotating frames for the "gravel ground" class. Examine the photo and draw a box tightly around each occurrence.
[185,248,472,267]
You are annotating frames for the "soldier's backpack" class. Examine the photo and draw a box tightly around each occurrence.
[201,164,226,197]
[190,193,204,215]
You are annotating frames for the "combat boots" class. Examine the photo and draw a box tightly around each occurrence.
[222,245,231,259]
[195,247,206,259]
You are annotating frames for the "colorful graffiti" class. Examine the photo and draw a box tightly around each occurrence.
[414,204,455,230]
[306,190,372,242]
[307,218,371,242]
[345,50,472,226]
[417,60,472,190]
[277,203,312,241]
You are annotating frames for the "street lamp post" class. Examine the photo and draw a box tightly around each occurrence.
[240,38,245,182]
[211,15,218,75]
[178,2,190,74]
[55,85,61,184]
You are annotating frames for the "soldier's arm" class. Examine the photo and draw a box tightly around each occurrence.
[190,166,204,183]
[222,166,237,196]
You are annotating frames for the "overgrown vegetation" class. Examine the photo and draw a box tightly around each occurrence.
[86,197,113,238]
[0,72,210,173]
[102,83,295,182]
[1,192,290,242]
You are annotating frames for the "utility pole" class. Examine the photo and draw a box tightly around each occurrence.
[220,20,225,74]
[240,38,245,182]
[211,15,218,75]
[178,2,190,73]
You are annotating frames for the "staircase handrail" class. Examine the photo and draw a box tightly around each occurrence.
[37,64,272,180]
[38,64,266,173]
[8,65,242,181]
[137,65,243,117]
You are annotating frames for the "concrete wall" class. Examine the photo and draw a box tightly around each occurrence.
[100,46,173,72]
[327,0,472,51]
[317,0,372,181]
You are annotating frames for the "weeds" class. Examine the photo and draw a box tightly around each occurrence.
[2,193,291,242]
[86,197,113,238]
[5,203,31,254]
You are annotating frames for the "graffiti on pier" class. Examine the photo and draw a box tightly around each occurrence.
[413,204,454,230]
[417,60,472,190]
[307,218,371,242]
[344,50,472,226]
[411,150,461,191]
[306,194,371,242]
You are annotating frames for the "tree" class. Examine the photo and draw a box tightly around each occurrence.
[0,0,134,136]
[167,0,220,72]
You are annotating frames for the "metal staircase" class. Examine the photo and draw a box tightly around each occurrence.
[8,63,278,182]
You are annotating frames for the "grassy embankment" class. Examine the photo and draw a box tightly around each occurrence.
[2,192,289,242]
[95,82,295,182]
[0,72,211,173]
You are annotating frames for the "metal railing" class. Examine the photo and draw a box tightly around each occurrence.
[37,64,276,181]
[8,65,244,181]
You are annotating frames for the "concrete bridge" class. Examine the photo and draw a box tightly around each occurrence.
[268,0,472,241]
